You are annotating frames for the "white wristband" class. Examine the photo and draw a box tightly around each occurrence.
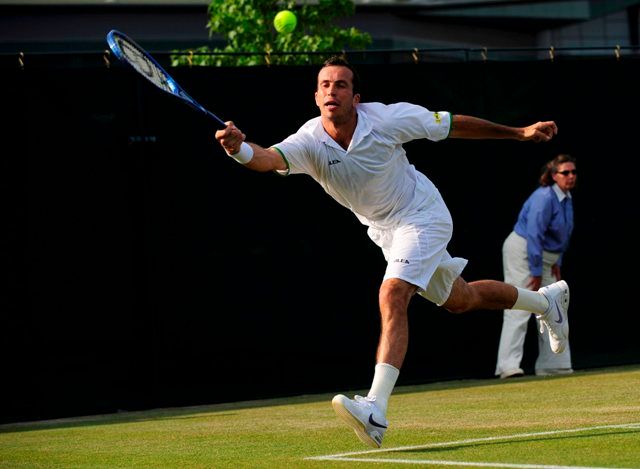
[227,142,254,164]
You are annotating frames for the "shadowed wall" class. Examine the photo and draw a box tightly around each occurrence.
[2,58,638,423]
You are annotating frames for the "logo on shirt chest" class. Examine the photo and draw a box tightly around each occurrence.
[328,158,342,166]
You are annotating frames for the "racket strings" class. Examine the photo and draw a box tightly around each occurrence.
[118,39,173,94]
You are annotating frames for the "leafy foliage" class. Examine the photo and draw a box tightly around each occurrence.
[171,0,372,66]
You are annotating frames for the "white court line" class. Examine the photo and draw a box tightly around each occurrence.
[307,457,636,468]
[305,422,640,468]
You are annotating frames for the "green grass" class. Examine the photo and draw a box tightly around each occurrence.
[1,365,639,468]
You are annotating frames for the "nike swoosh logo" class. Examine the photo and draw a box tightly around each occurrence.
[554,299,564,324]
[369,414,387,429]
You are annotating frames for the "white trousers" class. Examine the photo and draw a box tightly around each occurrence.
[495,231,572,376]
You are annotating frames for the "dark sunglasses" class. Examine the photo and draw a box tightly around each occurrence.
[557,169,577,176]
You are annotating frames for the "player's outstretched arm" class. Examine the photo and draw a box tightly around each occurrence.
[215,122,287,172]
[449,115,557,142]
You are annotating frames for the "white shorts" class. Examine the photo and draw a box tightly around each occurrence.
[367,193,468,306]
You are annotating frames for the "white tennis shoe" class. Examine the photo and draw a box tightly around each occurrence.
[537,280,570,354]
[332,394,388,448]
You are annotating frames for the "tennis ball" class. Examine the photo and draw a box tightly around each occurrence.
[274,10,297,34]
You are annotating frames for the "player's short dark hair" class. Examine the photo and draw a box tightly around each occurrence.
[321,55,361,95]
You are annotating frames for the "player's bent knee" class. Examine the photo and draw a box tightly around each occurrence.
[440,284,473,313]
[442,302,468,314]
[439,279,468,313]
[379,278,417,309]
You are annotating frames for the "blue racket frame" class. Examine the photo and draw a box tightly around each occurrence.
[107,29,227,129]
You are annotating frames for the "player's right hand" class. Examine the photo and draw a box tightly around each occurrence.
[216,121,246,155]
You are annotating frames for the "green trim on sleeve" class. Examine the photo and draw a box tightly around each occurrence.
[447,113,454,138]
[271,146,290,176]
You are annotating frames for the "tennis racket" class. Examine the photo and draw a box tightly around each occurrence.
[106,29,227,129]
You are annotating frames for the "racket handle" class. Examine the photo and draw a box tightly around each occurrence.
[207,111,228,130]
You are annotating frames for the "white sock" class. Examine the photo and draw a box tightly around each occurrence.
[367,363,399,415]
[513,287,550,315]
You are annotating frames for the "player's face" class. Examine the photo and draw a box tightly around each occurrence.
[315,65,360,124]
[552,162,577,192]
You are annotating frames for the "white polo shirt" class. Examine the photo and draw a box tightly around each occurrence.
[272,102,451,229]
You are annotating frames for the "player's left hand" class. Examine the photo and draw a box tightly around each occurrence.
[522,121,558,142]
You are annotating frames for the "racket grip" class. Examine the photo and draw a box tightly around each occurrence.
[207,110,227,129]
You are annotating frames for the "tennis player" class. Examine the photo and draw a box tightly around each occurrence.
[215,56,567,448]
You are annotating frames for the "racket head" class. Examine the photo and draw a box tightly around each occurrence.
[106,29,227,128]
[107,29,179,96]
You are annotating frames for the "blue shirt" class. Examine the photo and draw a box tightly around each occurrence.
[513,184,574,276]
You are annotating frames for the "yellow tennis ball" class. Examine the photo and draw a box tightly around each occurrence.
[274,10,297,34]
